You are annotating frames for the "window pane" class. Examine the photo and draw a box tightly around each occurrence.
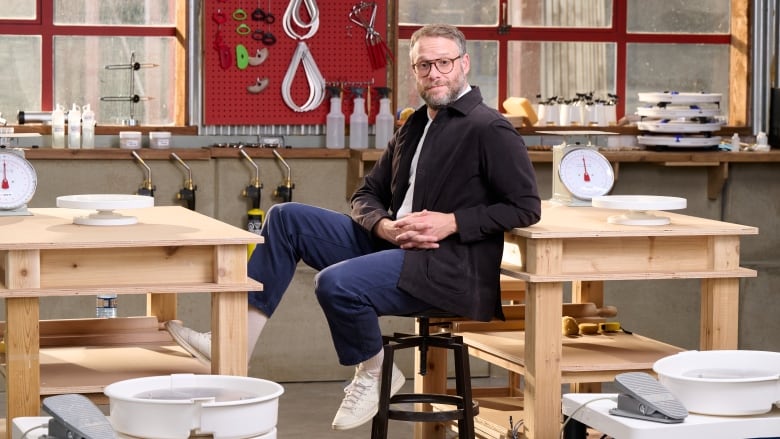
[1,0,36,19]
[507,41,616,106]
[0,36,41,120]
[509,0,612,27]
[626,43,730,120]
[397,40,499,111]
[53,0,175,26]
[398,0,498,26]
[54,36,176,125]
[627,0,729,33]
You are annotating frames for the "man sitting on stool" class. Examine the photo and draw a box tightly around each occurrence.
[166,23,541,431]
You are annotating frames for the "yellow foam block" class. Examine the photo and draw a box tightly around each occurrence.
[502,97,538,126]
[579,322,599,335]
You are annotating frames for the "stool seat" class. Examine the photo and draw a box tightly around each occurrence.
[371,309,478,439]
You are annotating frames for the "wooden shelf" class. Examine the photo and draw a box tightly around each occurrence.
[0,317,209,398]
[459,330,684,384]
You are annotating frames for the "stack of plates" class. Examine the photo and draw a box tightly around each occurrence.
[636,92,723,149]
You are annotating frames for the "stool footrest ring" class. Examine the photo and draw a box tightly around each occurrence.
[388,393,479,422]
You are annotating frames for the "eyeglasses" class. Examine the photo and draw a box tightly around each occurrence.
[411,56,462,77]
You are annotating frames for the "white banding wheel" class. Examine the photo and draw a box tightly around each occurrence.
[591,195,687,226]
[56,194,154,226]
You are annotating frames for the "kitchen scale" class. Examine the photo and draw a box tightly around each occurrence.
[551,143,615,206]
[0,148,37,216]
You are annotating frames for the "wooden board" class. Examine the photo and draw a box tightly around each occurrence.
[3,343,210,396]
[460,330,683,382]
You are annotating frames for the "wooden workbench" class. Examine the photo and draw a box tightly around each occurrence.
[418,201,758,439]
[0,206,262,439]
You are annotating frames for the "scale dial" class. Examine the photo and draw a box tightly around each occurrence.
[558,147,614,201]
[0,149,37,210]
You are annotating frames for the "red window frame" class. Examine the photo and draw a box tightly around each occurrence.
[397,0,731,119]
[0,0,177,112]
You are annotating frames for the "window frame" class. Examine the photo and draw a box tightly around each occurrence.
[0,0,189,127]
[393,0,750,127]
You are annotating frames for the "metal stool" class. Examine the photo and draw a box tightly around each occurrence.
[371,310,478,439]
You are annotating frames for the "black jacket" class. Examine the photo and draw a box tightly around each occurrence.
[351,86,541,321]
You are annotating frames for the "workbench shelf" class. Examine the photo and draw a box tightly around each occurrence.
[0,316,209,399]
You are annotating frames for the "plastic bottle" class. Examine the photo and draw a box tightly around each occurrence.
[67,103,81,149]
[96,294,118,318]
[51,104,66,148]
[374,87,394,149]
[731,132,740,152]
[81,104,96,149]
[325,86,345,149]
[349,87,369,150]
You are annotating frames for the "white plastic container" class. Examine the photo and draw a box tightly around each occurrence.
[326,94,345,149]
[51,104,66,149]
[81,104,96,149]
[374,90,394,149]
[149,131,172,149]
[104,374,284,439]
[349,88,369,149]
[67,103,81,149]
[653,350,780,416]
[119,131,142,149]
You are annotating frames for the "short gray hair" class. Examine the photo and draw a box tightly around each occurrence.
[409,24,467,58]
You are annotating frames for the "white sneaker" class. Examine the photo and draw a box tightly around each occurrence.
[165,320,211,363]
[331,363,405,430]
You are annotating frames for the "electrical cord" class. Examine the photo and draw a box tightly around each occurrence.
[559,396,617,439]
[20,422,49,439]
[280,0,325,112]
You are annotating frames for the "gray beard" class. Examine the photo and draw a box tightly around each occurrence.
[423,87,460,110]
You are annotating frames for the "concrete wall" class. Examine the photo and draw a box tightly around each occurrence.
[4,136,779,383]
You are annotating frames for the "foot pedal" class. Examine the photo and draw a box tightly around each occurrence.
[42,394,116,438]
[609,372,688,424]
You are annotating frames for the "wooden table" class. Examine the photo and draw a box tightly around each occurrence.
[499,202,758,439]
[0,206,262,437]
[416,202,758,439]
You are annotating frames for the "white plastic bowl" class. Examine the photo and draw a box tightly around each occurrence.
[104,374,284,439]
[653,350,780,416]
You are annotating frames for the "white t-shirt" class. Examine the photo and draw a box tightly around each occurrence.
[395,116,432,219]
[395,86,472,219]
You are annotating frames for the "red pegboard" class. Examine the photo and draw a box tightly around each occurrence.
[204,0,390,126]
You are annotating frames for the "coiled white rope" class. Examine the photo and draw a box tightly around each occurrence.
[282,0,319,40]
[281,0,325,112]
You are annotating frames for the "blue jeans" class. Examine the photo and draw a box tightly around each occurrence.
[247,202,431,366]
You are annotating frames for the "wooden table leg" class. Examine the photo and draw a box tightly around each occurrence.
[523,282,563,439]
[415,345,448,439]
[211,244,250,375]
[5,297,41,439]
[700,278,739,350]
[4,249,42,439]
[148,293,177,323]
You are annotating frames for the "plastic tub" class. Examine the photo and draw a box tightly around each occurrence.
[149,131,172,149]
[104,374,284,439]
[653,350,780,415]
[119,131,142,149]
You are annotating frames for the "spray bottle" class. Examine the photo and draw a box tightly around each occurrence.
[51,104,66,148]
[325,86,345,149]
[67,103,82,149]
[374,87,394,149]
[81,104,96,149]
[349,87,369,150]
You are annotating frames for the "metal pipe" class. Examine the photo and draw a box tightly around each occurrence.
[131,151,155,197]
